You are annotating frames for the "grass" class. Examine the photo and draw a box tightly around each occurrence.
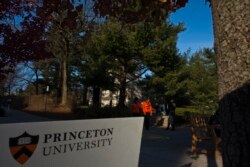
[176,106,198,116]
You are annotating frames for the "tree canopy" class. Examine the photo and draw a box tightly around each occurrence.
[0,0,85,80]
[0,0,216,109]
[93,0,188,24]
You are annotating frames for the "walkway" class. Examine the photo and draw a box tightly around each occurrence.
[139,126,222,167]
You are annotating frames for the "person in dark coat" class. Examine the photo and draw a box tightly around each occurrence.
[166,99,176,130]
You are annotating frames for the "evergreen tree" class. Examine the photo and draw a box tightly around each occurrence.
[142,21,185,100]
[87,19,147,107]
[186,48,218,112]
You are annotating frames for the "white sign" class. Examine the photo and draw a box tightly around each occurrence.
[0,117,144,167]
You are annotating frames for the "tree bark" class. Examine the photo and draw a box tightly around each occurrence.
[82,86,88,106]
[109,91,113,107]
[118,78,127,108]
[59,34,69,107]
[34,69,39,95]
[60,60,67,106]
[211,0,250,166]
[92,87,101,107]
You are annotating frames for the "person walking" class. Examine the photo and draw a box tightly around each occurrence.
[154,98,167,126]
[166,99,176,130]
[141,98,153,130]
[153,103,161,126]
[131,97,141,117]
[164,98,170,116]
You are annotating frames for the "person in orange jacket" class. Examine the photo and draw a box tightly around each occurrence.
[141,98,153,130]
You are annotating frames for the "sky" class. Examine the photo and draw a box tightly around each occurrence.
[170,0,214,54]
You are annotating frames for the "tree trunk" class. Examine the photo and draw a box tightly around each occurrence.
[60,60,67,106]
[56,63,61,104]
[211,0,250,166]
[118,78,127,108]
[82,86,88,106]
[35,69,39,95]
[92,87,101,107]
[109,91,113,107]
[59,34,70,107]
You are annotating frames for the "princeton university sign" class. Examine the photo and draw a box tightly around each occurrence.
[0,117,144,167]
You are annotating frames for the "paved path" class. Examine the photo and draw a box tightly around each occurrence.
[139,126,222,167]
[0,108,222,167]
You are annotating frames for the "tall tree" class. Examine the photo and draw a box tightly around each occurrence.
[81,42,115,107]
[210,0,250,166]
[169,48,217,110]
[88,20,148,107]
[142,21,184,101]
[44,1,86,107]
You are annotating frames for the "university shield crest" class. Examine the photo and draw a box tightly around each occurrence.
[9,132,39,165]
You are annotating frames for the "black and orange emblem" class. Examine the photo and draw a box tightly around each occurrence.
[9,132,39,165]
